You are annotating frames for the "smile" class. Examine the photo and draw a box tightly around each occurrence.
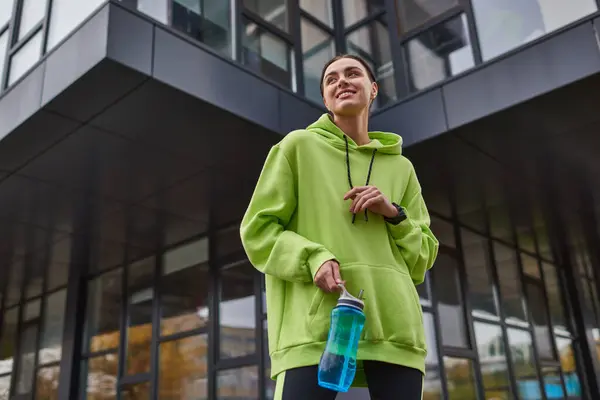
[336,90,356,99]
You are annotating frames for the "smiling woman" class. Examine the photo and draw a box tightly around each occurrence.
[240,52,439,399]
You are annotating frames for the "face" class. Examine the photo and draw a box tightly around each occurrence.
[322,57,378,117]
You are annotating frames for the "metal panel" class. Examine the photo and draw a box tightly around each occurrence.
[0,61,44,141]
[153,27,280,133]
[370,89,447,146]
[106,4,153,76]
[40,4,110,109]
[443,22,600,129]
[277,90,323,135]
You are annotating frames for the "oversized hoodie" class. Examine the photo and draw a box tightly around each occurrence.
[240,114,439,387]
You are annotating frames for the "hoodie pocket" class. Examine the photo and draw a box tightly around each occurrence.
[306,289,338,342]
[340,263,425,350]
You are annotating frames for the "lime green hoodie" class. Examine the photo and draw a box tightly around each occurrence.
[240,114,439,386]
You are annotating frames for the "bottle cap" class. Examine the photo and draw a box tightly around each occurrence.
[337,284,365,311]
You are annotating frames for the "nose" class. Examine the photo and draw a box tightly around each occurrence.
[337,76,349,88]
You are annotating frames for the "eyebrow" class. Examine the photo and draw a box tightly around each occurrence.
[324,66,362,80]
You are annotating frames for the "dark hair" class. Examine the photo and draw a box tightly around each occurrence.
[319,54,377,97]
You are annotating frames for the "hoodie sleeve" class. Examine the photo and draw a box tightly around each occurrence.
[240,145,336,283]
[387,165,439,285]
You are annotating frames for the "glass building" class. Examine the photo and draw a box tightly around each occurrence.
[0,0,600,399]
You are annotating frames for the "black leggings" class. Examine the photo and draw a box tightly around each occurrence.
[275,361,423,400]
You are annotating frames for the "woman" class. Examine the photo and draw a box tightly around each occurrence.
[240,54,439,399]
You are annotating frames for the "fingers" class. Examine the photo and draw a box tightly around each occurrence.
[349,187,378,213]
[314,260,343,293]
[351,190,380,214]
[344,186,370,200]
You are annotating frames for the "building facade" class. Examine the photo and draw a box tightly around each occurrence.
[1,0,600,399]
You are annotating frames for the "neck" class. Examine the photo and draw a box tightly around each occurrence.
[333,110,370,145]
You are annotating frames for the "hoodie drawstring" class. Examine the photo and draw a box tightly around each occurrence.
[345,136,377,224]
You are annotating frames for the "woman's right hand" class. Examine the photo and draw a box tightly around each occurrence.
[314,260,344,293]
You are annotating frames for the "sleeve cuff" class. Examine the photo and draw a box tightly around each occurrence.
[307,247,336,280]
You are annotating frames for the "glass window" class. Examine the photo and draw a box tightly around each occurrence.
[301,18,334,103]
[47,0,105,50]
[300,0,333,27]
[0,32,7,90]
[263,319,275,399]
[541,367,564,399]
[416,273,430,305]
[443,357,477,399]
[83,268,122,354]
[397,0,458,33]
[39,289,66,365]
[47,260,69,292]
[126,257,155,375]
[8,31,42,85]
[525,280,554,360]
[15,322,37,394]
[6,259,23,307]
[461,229,498,320]
[122,381,151,399]
[343,0,384,27]
[494,243,527,324]
[159,334,208,399]
[555,337,583,398]
[542,263,568,334]
[423,313,442,398]
[520,253,540,278]
[243,0,287,32]
[0,0,14,27]
[35,365,60,399]
[430,216,455,248]
[161,239,209,336]
[405,14,474,92]
[241,18,291,88]
[472,0,597,61]
[0,374,11,399]
[484,171,513,244]
[0,308,18,371]
[82,353,119,398]
[217,365,259,399]
[433,253,468,348]
[346,19,396,106]
[474,322,510,392]
[17,0,47,40]
[220,261,256,359]
[507,328,539,394]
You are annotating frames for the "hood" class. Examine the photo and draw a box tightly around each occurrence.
[306,114,402,155]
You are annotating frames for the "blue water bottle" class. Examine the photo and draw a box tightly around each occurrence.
[318,284,366,392]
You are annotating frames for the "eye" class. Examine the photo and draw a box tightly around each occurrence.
[327,77,337,84]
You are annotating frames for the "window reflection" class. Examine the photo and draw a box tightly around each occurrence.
[243,0,287,31]
[217,366,259,399]
[47,0,106,50]
[122,381,151,400]
[0,374,10,400]
[35,365,60,400]
[220,261,256,359]
[472,0,597,60]
[542,263,568,334]
[430,217,455,249]
[301,18,335,104]
[524,280,553,360]
[474,322,509,391]
[84,269,122,354]
[126,257,155,375]
[396,0,458,33]
[555,337,583,397]
[433,253,468,348]
[0,33,8,90]
[159,335,208,399]
[8,31,43,85]
[161,238,210,336]
[0,0,14,27]
[346,19,396,106]
[443,357,477,399]
[461,230,498,320]
[17,0,47,40]
[241,18,291,88]
[39,289,67,365]
[300,0,333,27]
[342,0,384,27]
[83,354,119,399]
[520,253,540,278]
[507,328,540,397]
[423,313,442,399]
[494,243,527,324]
[405,14,474,92]
[0,308,18,371]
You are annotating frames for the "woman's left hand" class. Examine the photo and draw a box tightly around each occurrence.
[344,186,398,218]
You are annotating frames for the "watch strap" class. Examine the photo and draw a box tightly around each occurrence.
[384,203,407,225]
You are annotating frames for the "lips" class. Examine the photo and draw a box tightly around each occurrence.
[336,90,356,99]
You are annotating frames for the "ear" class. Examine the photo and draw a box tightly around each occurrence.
[371,81,379,100]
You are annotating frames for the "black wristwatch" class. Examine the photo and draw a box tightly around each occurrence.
[384,203,407,225]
